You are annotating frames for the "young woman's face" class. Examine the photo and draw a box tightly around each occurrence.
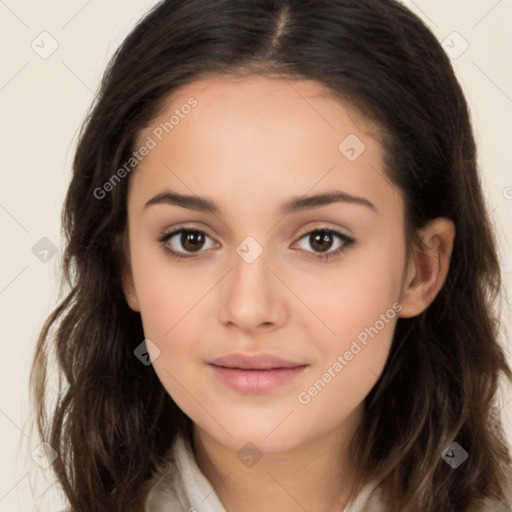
[123,75,410,454]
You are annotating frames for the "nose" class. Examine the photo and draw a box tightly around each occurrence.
[218,246,287,333]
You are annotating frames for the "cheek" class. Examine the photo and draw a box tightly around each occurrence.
[295,286,399,428]
[132,268,205,400]
[298,241,404,346]
[136,278,206,346]
[293,243,403,401]
[129,235,208,339]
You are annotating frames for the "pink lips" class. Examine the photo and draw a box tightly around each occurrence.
[208,353,308,394]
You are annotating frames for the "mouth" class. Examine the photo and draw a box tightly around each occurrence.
[209,352,306,370]
[207,352,308,393]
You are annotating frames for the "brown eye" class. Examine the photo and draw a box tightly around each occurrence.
[309,231,335,252]
[180,230,206,252]
[159,229,216,257]
[296,229,352,254]
[293,228,355,262]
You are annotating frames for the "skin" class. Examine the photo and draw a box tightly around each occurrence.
[122,74,455,512]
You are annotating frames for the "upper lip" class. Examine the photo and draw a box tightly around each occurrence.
[209,353,306,370]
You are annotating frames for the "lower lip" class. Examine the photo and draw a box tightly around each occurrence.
[209,364,308,394]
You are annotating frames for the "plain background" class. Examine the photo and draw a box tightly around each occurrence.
[0,0,511,510]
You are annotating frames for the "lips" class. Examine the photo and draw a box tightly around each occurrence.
[208,353,308,393]
[210,352,305,370]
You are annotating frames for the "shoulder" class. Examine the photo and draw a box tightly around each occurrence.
[144,437,188,512]
[344,478,388,512]
[345,477,512,512]
[144,431,226,512]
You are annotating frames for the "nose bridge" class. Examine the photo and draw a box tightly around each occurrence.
[218,235,285,330]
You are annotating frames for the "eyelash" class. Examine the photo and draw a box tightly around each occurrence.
[157,225,355,263]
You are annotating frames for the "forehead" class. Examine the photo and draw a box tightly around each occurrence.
[141,73,379,150]
[131,74,401,221]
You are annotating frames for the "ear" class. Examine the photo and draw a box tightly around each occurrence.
[398,217,455,318]
[117,232,140,312]
[122,266,141,312]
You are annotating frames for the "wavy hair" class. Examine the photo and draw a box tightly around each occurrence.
[30,0,512,510]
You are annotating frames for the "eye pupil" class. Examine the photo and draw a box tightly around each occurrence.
[311,231,333,252]
[181,230,205,252]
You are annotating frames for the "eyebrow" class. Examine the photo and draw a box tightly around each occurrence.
[144,189,377,214]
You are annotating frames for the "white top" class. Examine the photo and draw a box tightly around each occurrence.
[58,430,512,511]
[144,432,387,512]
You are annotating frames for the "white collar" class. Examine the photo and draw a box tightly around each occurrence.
[145,431,385,512]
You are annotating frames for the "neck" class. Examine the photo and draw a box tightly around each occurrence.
[191,405,365,512]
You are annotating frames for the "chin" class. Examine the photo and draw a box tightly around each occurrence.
[200,422,305,454]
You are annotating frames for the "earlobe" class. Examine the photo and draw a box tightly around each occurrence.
[398,218,455,318]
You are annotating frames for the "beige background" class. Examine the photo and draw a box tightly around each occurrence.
[0,0,511,510]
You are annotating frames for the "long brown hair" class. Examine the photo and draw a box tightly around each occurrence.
[30,0,512,510]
